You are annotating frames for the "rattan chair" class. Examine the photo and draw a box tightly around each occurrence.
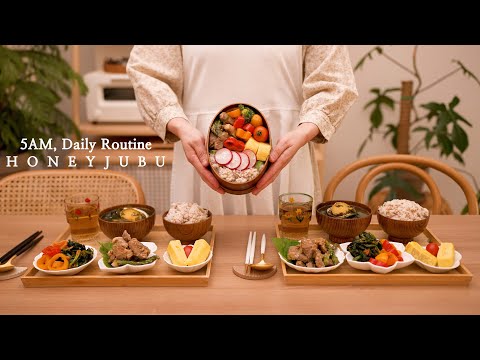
[0,169,145,215]
[323,154,479,215]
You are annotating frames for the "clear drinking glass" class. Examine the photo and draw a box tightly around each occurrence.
[278,193,313,239]
[64,193,100,242]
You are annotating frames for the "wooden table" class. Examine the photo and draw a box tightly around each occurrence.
[0,215,479,315]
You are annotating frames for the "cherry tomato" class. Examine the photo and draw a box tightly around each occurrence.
[242,123,255,134]
[253,126,269,142]
[426,243,439,256]
[85,197,91,203]
[184,245,193,258]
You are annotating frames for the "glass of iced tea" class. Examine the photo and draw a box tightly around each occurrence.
[64,193,100,242]
[278,193,313,239]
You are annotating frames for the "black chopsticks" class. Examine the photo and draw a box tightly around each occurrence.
[0,230,43,264]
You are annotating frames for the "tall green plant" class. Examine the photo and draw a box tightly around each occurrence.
[355,46,480,212]
[0,45,87,158]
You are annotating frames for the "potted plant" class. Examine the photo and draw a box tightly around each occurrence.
[355,45,480,214]
[0,45,87,176]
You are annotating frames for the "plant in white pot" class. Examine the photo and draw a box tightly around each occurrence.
[355,45,480,214]
[0,45,87,176]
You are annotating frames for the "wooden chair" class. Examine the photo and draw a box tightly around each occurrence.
[323,154,478,215]
[0,169,145,215]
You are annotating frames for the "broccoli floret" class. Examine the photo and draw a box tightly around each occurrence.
[238,104,254,122]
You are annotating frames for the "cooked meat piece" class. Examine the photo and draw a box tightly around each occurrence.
[287,245,301,260]
[314,237,328,253]
[219,112,235,125]
[301,238,317,259]
[128,239,150,260]
[108,244,133,262]
[222,124,235,136]
[209,133,219,148]
[112,236,128,248]
[122,230,132,242]
[315,250,325,268]
[287,245,309,262]
[306,261,315,268]
[295,261,306,267]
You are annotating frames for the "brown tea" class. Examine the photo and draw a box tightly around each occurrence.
[65,194,100,242]
[278,193,313,239]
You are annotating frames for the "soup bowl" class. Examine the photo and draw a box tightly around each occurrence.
[98,204,156,240]
[315,200,372,244]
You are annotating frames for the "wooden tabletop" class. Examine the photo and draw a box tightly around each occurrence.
[0,215,479,315]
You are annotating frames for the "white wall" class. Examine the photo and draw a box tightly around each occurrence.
[61,45,480,213]
[327,45,480,213]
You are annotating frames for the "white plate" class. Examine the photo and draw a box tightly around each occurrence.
[163,244,213,273]
[98,242,158,274]
[341,241,414,274]
[33,246,97,276]
[413,246,462,273]
[278,247,345,273]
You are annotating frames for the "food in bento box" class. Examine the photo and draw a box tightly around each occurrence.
[208,104,271,186]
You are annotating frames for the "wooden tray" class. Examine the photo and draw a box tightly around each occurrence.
[276,223,472,286]
[21,224,215,287]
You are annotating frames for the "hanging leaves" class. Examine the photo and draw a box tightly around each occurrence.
[417,96,471,164]
[0,45,86,157]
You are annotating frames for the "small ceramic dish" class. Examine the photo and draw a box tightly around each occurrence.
[33,246,97,276]
[340,241,414,274]
[278,247,345,274]
[97,242,158,274]
[413,246,462,273]
[163,244,213,273]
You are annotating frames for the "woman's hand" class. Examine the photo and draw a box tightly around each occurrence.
[252,123,320,196]
[167,118,225,194]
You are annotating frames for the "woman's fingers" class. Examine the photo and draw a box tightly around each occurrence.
[252,143,295,195]
[185,144,224,194]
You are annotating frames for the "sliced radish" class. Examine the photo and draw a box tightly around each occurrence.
[237,152,250,171]
[243,149,256,169]
[226,151,241,169]
[215,148,233,165]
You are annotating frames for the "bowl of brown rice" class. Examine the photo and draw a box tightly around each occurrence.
[162,202,212,244]
[376,199,430,244]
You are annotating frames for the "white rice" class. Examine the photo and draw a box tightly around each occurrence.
[164,202,209,224]
[377,199,429,221]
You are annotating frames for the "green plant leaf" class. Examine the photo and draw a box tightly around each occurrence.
[451,110,472,126]
[452,123,469,152]
[371,106,382,128]
[412,126,430,132]
[438,134,453,156]
[449,96,460,109]
[425,131,434,149]
[271,237,300,261]
[453,151,465,165]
